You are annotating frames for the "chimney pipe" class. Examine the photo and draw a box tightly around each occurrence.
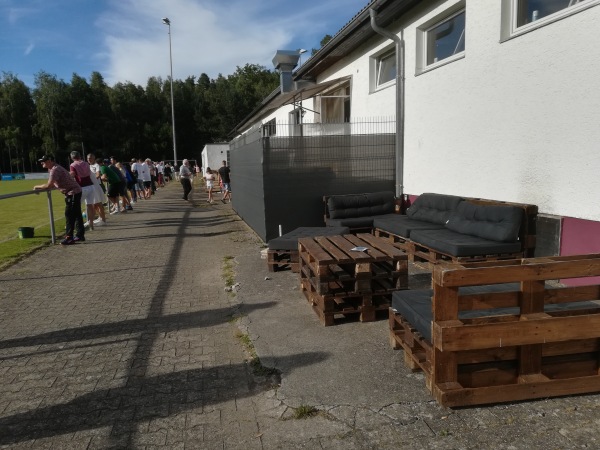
[272,50,301,94]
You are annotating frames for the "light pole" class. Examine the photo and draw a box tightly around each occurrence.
[162,17,177,167]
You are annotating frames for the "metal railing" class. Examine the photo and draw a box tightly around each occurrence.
[0,189,57,244]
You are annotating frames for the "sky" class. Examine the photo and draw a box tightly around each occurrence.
[0,0,371,88]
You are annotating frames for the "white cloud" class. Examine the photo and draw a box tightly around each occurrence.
[24,42,34,55]
[96,0,366,86]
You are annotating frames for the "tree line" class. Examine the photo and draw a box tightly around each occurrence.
[0,64,279,173]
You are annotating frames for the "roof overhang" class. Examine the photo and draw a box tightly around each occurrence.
[232,76,351,135]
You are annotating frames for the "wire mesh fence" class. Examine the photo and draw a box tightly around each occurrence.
[230,119,396,242]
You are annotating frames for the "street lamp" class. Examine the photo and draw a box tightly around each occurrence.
[162,17,177,167]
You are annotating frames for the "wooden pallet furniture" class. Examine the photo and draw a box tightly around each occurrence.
[374,194,538,266]
[299,233,408,325]
[266,226,349,272]
[389,254,600,407]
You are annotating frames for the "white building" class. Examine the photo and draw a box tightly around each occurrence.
[231,0,600,257]
[201,143,229,176]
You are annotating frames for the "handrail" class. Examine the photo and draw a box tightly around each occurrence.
[0,189,57,244]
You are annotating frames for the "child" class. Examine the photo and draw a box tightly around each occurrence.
[205,168,215,203]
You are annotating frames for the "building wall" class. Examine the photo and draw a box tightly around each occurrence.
[201,143,229,176]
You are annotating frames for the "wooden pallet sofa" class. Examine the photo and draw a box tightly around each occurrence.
[389,254,600,407]
[324,191,537,264]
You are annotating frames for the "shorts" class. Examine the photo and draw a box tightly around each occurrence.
[222,182,231,191]
[206,181,213,189]
[107,182,121,198]
[81,185,96,205]
[143,181,152,189]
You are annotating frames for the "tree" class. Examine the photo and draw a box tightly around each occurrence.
[0,73,35,172]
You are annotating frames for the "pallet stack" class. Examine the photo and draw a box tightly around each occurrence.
[298,233,408,326]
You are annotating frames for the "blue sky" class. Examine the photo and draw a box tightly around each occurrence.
[0,0,370,87]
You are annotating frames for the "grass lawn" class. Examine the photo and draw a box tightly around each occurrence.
[0,179,67,269]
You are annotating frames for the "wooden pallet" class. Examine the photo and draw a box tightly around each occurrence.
[298,233,408,325]
[389,254,600,407]
[267,249,299,272]
[301,277,392,325]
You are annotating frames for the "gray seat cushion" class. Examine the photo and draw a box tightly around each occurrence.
[327,191,395,220]
[391,284,598,342]
[406,193,463,225]
[410,228,522,257]
[446,201,522,243]
[373,214,445,238]
[268,226,349,250]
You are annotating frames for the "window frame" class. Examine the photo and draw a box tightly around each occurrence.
[500,0,600,41]
[416,4,466,75]
[317,83,351,123]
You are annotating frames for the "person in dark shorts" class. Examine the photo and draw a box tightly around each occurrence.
[218,160,231,203]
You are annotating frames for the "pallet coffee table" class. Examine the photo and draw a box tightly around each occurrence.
[267,226,349,272]
[298,233,408,325]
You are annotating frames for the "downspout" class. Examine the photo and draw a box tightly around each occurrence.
[370,8,404,199]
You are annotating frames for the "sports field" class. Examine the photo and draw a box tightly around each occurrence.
[0,179,67,268]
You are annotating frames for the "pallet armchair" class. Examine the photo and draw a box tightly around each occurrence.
[390,254,600,407]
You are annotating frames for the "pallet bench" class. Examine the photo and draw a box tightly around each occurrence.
[389,254,600,407]
[299,233,408,325]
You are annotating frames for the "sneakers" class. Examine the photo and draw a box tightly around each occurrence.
[94,219,106,226]
[60,237,75,246]
[73,236,85,243]
[110,209,120,215]
[125,205,133,211]
[83,221,91,229]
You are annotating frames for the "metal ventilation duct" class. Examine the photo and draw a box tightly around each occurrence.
[272,50,301,94]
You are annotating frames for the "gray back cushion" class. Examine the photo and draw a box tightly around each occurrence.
[406,193,463,224]
[446,201,522,242]
[327,191,395,219]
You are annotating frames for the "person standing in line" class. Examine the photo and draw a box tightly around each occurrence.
[86,153,107,227]
[100,158,124,214]
[218,160,231,203]
[69,151,96,230]
[179,159,192,201]
[204,167,215,204]
[34,155,84,245]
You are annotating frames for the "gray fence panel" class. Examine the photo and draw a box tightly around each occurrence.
[230,127,395,242]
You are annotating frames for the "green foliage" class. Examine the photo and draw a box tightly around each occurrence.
[0,64,279,169]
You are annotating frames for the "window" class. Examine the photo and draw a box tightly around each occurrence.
[318,84,351,123]
[501,0,600,39]
[426,10,465,66]
[377,51,396,87]
[416,5,466,74]
[262,119,276,137]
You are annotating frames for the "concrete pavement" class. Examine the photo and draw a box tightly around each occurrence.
[1,181,600,449]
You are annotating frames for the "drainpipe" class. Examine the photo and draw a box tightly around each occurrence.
[370,8,404,199]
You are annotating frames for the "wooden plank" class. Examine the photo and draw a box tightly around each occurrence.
[325,235,375,262]
[357,233,407,259]
[435,374,600,407]
[298,237,333,263]
[519,279,545,376]
[437,258,600,287]
[345,234,388,259]
[434,313,600,351]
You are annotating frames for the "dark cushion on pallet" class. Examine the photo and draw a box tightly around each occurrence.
[391,285,599,343]
[446,201,522,243]
[267,226,349,250]
[327,191,395,220]
[326,216,376,229]
[406,193,463,225]
[373,214,445,238]
[410,228,522,257]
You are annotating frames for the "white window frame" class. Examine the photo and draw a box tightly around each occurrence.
[416,4,466,75]
[317,83,351,124]
[501,0,600,41]
[371,50,396,92]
